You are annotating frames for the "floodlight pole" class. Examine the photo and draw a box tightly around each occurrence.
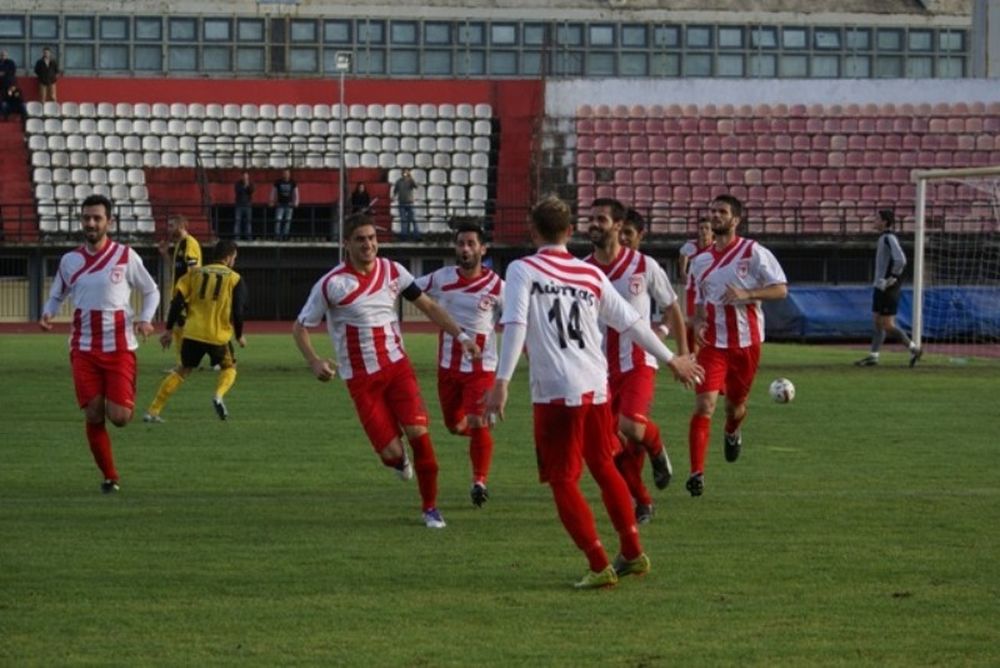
[335,52,351,263]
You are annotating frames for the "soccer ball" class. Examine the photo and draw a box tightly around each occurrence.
[768,378,795,404]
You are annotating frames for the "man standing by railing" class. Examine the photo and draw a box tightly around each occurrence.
[270,169,299,241]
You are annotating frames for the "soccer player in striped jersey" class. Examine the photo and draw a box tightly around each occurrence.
[414,221,503,507]
[686,195,788,497]
[158,215,202,365]
[483,197,702,589]
[678,218,715,355]
[39,194,160,493]
[292,215,481,529]
[144,240,247,422]
[585,198,688,525]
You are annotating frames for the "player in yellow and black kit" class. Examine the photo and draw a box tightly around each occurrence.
[159,215,202,365]
[144,240,247,422]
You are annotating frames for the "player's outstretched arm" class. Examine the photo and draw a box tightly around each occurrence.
[412,292,482,359]
[291,320,337,382]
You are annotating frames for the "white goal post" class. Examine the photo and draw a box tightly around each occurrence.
[912,165,1000,357]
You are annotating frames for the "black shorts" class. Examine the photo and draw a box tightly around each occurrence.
[180,338,236,369]
[872,285,901,316]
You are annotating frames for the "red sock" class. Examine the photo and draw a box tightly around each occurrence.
[689,414,711,475]
[724,409,746,436]
[408,433,439,511]
[549,479,607,572]
[468,426,493,484]
[589,456,643,560]
[614,445,651,506]
[85,421,118,481]
[639,420,663,458]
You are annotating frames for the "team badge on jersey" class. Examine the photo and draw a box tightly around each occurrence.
[629,275,644,296]
[110,267,125,284]
[388,278,400,299]
[478,294,497,311]
[737,259,750,278]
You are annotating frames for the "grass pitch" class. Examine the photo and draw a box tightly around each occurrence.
[1,333,998,666]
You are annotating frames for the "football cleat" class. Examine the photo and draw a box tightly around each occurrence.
[395,457,414,481]
[909,347,923,368]
[574,565,618,589]
[650,448,673,489]
[612,552,651,578]
[470,482,489,508]
[422,508,447,529]
[634,502,654,525]
[100,479,120,494]
[142,413,164,424]
[854,355,878,367]
[724,430,742,463]
[212,398,228,421]
[685,473,704,497]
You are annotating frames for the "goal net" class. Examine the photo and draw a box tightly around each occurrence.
[913,166,1000,359]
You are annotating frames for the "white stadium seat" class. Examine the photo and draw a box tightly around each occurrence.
[474,104,492,118]
[114,102,133,117]
[384,104,402,119]
[133,103,151,118]
[97,102,115,117]
[170,103,188,118]
[152,103,170,118]
[240,104,259,119]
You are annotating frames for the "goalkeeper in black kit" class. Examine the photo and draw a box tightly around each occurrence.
[855,209,922,368]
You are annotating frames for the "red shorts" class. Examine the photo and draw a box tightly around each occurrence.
[346,359,428,452]
[70,349,137,409]
[533,402,620,484]
[696,344,761,405]
[609,366,655,424]
[437,367,495,432]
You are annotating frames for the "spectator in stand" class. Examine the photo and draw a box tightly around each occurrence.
[350,182,372,215]
[270,169,299,241]
[392,168,420,241]
[0,82,25,121]
[34,47,60,103]
[0,49,16,90]
[233,171,255,240]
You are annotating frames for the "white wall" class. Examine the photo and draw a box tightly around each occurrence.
[545,78,1000,116]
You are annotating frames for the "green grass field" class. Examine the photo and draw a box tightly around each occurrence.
[1,333,998,666]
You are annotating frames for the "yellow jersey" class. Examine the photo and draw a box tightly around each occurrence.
[173,263,245,345]
[171,235,202,288]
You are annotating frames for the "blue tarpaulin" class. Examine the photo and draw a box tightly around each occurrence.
[763,286,1000,340]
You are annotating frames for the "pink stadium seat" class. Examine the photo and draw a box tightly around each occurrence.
[648,135,666,151]
[717,119,734,134]
[595,104,612,117]
[817,118,834,133]
[578,105,595,118]
[596,185,615,198]
[612,105,629,118]
[957,135,976,151]
[720,153,738,168]
[903,135,921,150]
[673,185,691,201]
[785,184,804,200]
[744,168,762,185]
[875,118,894,133]
[725,168,743,184]
[809,152,827,168]
[577,185,595,202]
[595,152,613,168]
[842,184,861,199]
[702,152,721,168]
[691,185,712,201]
[738,153,756,168]
[721,136,739,152]
[781,167,801,183]
[706,168,725,184]
[684,135,701,151]
[663,118,681,133]
[611,118,629,134]
[766,185,784,200]
[976,135,994,151]
[884,134,902,150]
[828,153,845,168]
[893,117,910,133]
[703,136,721,152]
[848,135,866,151]
[881,185,899,200]
[947,118,965,133]
[631,153,650,168]
[763,168,782,183]
[644,119,663,134]
[666,136,684,151]
[667,153,684,168]
[698,119,717,134]
[594,136,612,151]
[830,135,848,151]
[804,184,823,200]
[689,169,708,185]
[983,117,1000,132]
[813,135,831,150]
[734,119,753,133]
[615,185,634,201]
[858,118,875,133]
[577,119,595,134]
[861,184,879,200]
[756,135,775,151]
[578,151,595,168]
[866,135,885,150]
[891,168,911,182]
[578,169,596,184]
[649,152,667,168]
[670,168,688,184]
[615,168,633,184]
[577,135,595,151]
[594,118,612,134]
[612,135,629,152]
[800,168,819,184]
[614,153,631,169]
[679,118,698,133]
[653,185,671,200]
[633,169,651,184]
[634,185,653,204]
[628,119,645,134]
[848,152,867,168]
[822,184,840,200]
[929,118,948,133]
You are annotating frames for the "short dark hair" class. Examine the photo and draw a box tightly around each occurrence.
[81,194,113,219]
[454,220,486,244]
[345,213,376,237]
[530,196,573,243]
[623,207,645,233]
[878,209,896,228]
[591,197,626,222]
[712,194,744,220]
[213,239,238,261]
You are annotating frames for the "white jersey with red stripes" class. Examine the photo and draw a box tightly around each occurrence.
[501,246,641,406]
[296,257,415,380]
[415,265,503,373]
[584,247,678,374]
[680,238,710,317]
[43,240,159,353]
[691,236,787,349]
